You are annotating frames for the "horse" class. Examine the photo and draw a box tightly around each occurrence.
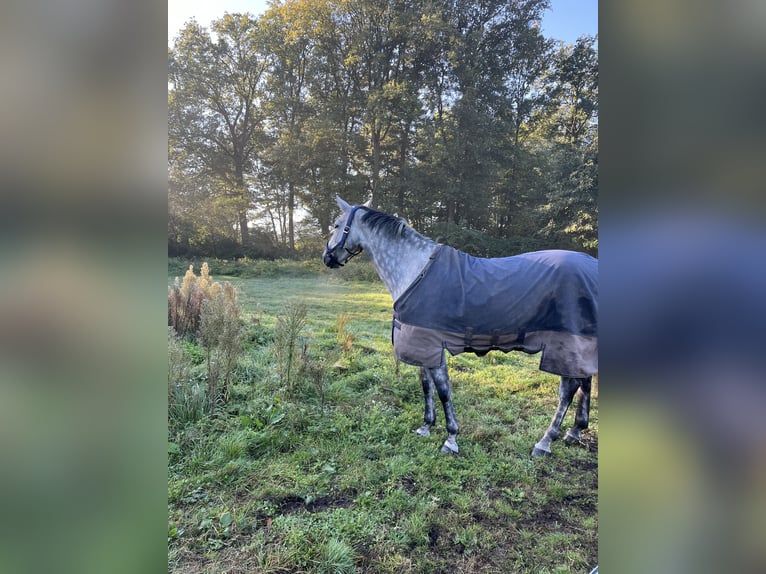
[322,197,598,456]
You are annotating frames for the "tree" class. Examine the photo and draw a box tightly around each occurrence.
[168,15,267,247]
[419,0,551,231]
[259,0,324,250]
[533,36,599,252]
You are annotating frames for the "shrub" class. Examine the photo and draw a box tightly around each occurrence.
[430,222,555,257]
[168,262,229,337]
[300,355,330,414]
[168,263,243,406]
[326,256,380,282]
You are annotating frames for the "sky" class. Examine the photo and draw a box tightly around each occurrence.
[540,0,598,44]
[168,0,598,47]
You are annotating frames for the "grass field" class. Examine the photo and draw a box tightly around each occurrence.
[168,265,598,573]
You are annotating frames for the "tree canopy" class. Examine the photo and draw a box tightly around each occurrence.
[169,0,598,259]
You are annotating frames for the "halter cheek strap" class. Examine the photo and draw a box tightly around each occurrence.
[324,205,365,268]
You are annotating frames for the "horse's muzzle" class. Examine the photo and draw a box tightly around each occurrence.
[323,250,343,268]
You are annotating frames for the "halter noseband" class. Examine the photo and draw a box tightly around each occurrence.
[324,205,366,268]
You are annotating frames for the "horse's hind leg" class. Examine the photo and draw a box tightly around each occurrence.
[415,367,436,437]
[429,363,459,454]
[564,377,592,444]
[532,377,580,457]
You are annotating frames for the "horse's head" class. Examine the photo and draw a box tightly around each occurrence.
[322,197,370,268]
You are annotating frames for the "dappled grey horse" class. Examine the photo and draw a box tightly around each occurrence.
[322,198,598,456]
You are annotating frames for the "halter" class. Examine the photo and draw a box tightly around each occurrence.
[324,205,366,268]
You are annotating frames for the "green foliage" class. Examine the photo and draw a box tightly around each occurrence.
[538,137,598,254]
[430,222,556,257]
[181,338,206,366]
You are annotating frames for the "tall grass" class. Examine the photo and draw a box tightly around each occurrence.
[168,328,209,425]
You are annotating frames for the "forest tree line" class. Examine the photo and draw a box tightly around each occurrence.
[168,0,597,259]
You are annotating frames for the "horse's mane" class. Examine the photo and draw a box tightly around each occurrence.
[360,208,412,240]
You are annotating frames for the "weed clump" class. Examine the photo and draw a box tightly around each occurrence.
[198,282,242,404]
[168,262,232,337]
[273,299,308,396]
[317,537,356,574]
[336,313,354,355]
[168,263,243,411]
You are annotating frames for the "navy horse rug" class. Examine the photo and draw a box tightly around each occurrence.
[392,246,598,377]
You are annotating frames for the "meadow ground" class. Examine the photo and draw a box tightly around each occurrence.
[168,262,597,573]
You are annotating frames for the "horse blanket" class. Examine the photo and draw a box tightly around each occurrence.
[392,245,598,377]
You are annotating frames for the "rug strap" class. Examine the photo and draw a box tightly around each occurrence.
[391,314,401,345]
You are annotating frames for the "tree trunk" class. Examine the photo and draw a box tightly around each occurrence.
[505,115,522,237]
[287,182,295,252]
[238,209,249,247]
[268,209,280,245]
[235,169,250,246]
[318,210,331,236]
[397,124,408,214]
[371,125,382,208]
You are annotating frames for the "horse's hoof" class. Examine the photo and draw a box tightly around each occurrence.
[415,425,431,437]
[440,444,458,455]
[531,447,552,457]
[564,430,580,444]
[440,436,459,454]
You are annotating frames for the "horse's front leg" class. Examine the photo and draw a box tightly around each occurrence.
[429,362,459,454]
[415,367,436,437]
[532,377,580,457]
[564,377,592,444]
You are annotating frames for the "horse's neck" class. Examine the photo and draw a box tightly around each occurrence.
[361,226,438,302]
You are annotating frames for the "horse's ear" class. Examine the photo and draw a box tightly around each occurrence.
[362,197,373,208]
[336,196,351,212]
